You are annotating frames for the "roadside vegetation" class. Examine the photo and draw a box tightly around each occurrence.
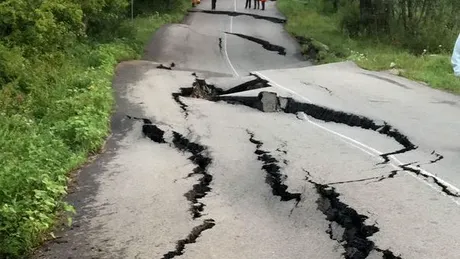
[0,0,188,257]
[278,0,460,93]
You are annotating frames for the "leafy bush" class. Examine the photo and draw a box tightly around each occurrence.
[79,0,129,37]
[0,0,189,257]
[0,0,84,54]
[301,0,460,54]
[338,1,361,37]
[278,0,460,93]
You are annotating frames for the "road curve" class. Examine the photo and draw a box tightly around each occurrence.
[35,1,460,259]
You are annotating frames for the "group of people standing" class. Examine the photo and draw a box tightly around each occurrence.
[245,0,267,10]
[205,0,267,11]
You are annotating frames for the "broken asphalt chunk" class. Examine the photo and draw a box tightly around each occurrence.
[255,91,279,112]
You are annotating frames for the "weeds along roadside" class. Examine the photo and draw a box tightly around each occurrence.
[277,0,460,94]
[0,1,189,257]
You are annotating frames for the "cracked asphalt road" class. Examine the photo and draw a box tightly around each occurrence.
[35,1,460,259]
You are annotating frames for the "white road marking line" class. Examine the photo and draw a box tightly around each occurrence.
[253,71,460,206]
[223,0,239,77]
[338,136,382,160]
[254,72,313,103]
[223,17,239,77]
[217,0,460,205]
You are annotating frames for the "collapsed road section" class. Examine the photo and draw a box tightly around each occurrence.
[244,127,399,258]
[215,91,459,197]
[171,74,269,106]
[245,127,401,258]
[179,78,416,153]
[174,77,458,197]
[218,91,417,154]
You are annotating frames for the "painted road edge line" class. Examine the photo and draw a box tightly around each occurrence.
[253,71,460,206]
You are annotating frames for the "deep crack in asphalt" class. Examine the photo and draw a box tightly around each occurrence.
[305,175,402,259]
[175,84,459,197]
[132,117,214,217]
[162,219,216,259]
[178,75,269,100]
[171,131,213,218]
[399,163,460,197]
[188,10,286,23]
[157,62,175,70]
[166,79,447,258]
[281,96,417,154]
[126,115,166,143]
[246,130,301,203]
[376,170,399,182]
[128,116,215,258]
[379,147,416,164]
[213,92,417,155]
[225,32,287,55]
[172,88,192,118]
[216,91,459,197]
[429,150,444,164]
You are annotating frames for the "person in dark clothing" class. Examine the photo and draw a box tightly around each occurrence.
[253,0,259,9]
[260,0,266,10]
[211,0,216,10]
[245,0,251,9]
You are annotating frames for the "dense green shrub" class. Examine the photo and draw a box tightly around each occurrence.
[338,1,361,37]
[0,0,189,257]
[79,0,129,37]
[0,42,131,257]
[0,0,84,54]
[278,0,460,93]
[312,0,460,54]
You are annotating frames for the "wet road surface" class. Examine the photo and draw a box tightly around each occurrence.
[35,1,460,259]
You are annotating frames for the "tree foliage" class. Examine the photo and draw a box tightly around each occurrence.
[0,0,189,257]
[323,0,460,53]
[0,0,84,53]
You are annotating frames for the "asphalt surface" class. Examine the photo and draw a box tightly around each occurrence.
[35,1,460,259]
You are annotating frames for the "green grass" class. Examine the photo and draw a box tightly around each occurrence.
[0,5,188,258]
[277,0,460,93]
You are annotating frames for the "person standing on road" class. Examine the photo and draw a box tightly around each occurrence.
[245,0,251,9]
[452,33,460,77]
[253,0,260,9]
[260,0,266,10]
[211,0,217,10]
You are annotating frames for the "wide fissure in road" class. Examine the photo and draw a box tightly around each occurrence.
[35,0,460,259]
